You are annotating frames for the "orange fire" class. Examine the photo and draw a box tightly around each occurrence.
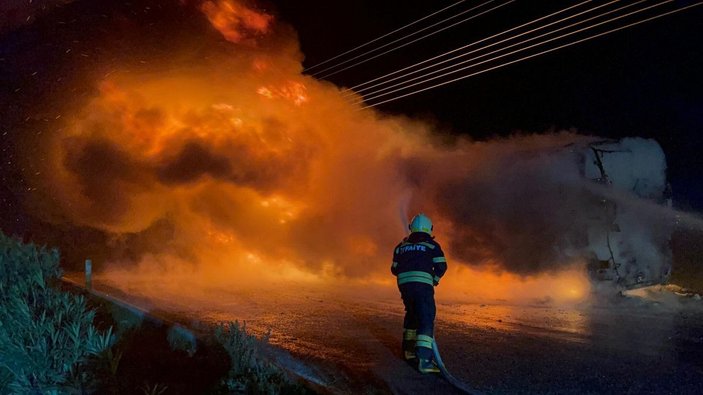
[200,0,273,44]
[257,81,308,105]
[38,0,595,306]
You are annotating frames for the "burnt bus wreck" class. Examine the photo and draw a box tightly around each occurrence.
[575,138,673,290]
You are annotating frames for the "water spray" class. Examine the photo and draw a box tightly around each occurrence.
[399,192,411,234]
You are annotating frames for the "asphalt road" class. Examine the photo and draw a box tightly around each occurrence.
[67,273,703,394]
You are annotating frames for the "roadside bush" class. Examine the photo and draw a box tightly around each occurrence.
[0,233,113,393]
[213,321,309,394]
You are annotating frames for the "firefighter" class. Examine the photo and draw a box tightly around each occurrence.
[391,213,447,373]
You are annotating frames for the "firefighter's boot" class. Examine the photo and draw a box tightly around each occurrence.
[402,329,417,360]
[418,358,440,374]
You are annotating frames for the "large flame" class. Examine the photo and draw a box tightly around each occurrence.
[200,0,273,44]
[36,0,599,305]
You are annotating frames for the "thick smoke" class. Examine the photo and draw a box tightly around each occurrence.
[42,69,668,279]
[7,0,673,300]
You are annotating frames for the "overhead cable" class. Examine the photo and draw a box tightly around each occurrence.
[312,0,510,78]
[343,0,593,95]
[360,0,662,104]
[361,1,700,109]
[347,0,608,98]
[355,0,631,103]
[303,0,467,72]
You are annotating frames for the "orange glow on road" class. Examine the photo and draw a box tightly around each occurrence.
[437,264,591,304]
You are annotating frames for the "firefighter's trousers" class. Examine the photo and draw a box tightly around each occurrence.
[399,282,436,360]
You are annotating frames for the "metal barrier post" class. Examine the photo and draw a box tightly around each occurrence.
[85,259,92,291]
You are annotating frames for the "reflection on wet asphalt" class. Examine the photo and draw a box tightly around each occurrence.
[70,274,703,394]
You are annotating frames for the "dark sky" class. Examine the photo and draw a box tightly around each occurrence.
[275,0,703,210]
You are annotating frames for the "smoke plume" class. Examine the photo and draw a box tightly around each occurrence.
[3,0,674,302]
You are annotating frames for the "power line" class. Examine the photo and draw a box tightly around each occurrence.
[360,0,662,104]
[303,0,467,72]
[361,1,700,109]
[357,0,616,100]
[317,0,509,79]
[312,0,509,78]
[343,0,593,95]
[355,0,630,103]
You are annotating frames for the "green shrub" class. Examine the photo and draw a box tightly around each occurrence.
[0,233,113,393]
[213,321,308,394]
[140,382,168,395]
[167,324,197,356]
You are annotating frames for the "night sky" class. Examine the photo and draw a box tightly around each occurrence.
[0,0,701,256]
[278,0,703,210]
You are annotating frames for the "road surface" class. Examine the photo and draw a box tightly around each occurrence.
[66,273,703,394]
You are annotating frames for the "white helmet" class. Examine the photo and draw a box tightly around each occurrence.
[409,213,433,235]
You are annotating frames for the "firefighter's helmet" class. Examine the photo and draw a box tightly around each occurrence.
[409,213,433,235]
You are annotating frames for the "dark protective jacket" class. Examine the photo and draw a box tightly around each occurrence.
[391,232,447,287]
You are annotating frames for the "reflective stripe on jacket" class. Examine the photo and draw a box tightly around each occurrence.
[391,232,447,286]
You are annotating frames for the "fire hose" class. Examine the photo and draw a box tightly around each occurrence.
[432,340,485,395]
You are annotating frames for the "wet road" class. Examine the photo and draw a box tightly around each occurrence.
[68,274,703,394]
